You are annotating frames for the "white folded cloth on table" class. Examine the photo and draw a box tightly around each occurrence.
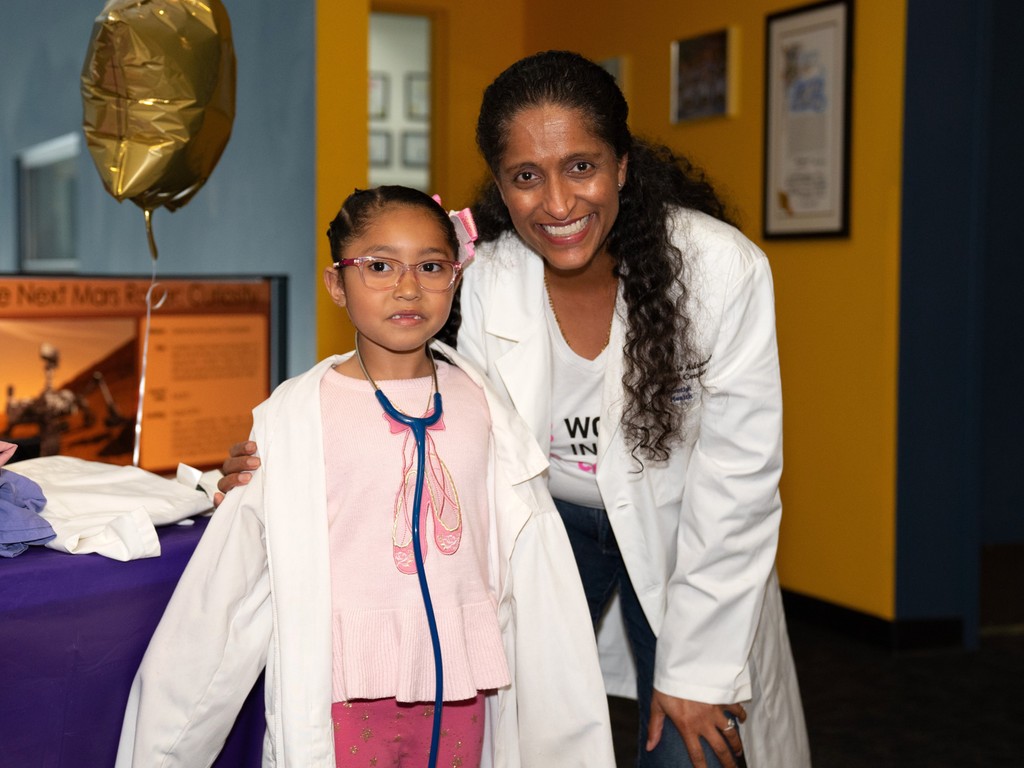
[7,456,213,561]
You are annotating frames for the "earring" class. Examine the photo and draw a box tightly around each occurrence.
[618,182,624,190]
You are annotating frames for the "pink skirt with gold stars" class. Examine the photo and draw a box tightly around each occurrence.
[332,696,485,768]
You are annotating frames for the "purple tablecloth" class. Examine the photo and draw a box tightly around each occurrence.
[0,515,264,767]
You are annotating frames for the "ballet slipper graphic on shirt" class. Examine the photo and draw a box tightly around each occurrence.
[425,441,461,554]
[393,452,428,575]
[385,410,461,573]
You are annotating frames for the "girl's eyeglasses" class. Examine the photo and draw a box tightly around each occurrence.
[335,256,463,293]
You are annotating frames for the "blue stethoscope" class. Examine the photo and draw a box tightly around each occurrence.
[356,337,445,768]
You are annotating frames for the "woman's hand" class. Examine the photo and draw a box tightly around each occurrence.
[646,690,746,768]
[213,441,261,506]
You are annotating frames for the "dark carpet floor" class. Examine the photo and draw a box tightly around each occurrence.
[608,616,1024,767]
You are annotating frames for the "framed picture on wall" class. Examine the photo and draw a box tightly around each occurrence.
[369,72,389,120]
[763,0,852,238]
[405,73,430,121]
[401,131,429,168]
[369,130,391,167]
[17,133,81,273]
[670,29,735,123]
[599,55,630,102]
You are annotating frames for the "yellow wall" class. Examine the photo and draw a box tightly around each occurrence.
[523,0,906,619]
[316,0,907,619]
[315,0,369,361]
[315,0,526,361]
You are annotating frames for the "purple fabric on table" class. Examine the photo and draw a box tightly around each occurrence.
[0,515,264,766]
[0,468,55,558]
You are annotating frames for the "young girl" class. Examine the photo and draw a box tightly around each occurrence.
[116,187,615,768]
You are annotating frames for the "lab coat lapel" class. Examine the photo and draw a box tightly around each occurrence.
[483,257,552,451]
[597,299,626,462]
[434,341,550,487]
[596,296,641,528]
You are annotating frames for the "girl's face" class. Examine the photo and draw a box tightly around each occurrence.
[323,205,457,376]
[492,103,628,277]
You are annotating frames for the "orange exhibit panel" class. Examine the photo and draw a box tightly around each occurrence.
[0,276,282,473]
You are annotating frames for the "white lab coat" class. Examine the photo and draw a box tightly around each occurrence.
[457,208,811,767]
[116,348,615,768]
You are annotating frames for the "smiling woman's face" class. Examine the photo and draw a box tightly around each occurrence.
[492,103,628,276]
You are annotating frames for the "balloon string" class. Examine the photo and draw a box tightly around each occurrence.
[145,208,159,261]
[132,210,167,467]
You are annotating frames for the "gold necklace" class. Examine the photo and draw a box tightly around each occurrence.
[353,331,437,415]
[543,271,614,351]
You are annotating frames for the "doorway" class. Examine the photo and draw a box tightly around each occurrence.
[368,13,431,191]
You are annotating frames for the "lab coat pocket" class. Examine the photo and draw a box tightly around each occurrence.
[648,461,684,508]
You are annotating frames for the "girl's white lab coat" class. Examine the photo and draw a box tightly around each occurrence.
[457,208,812,767]
[116,347,615,768]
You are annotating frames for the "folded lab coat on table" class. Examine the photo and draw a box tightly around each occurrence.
[8,456,211,561]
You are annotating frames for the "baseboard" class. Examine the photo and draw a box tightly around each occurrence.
[981,541,1024,626]
[781,590,964,651]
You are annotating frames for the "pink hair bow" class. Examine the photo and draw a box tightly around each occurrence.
[432,194,477,265]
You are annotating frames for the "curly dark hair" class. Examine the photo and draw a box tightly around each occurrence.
[327,185,462,348]
[463,50,734,462]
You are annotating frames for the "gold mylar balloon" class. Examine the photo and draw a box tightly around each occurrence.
[80,0,236,214]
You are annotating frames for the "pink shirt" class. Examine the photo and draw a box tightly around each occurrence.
[320,360,510,703]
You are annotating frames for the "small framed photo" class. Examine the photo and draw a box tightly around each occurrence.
[369,130,391,167]
[599,55,631,102]
[405,73,430,121]
[369,71,389,121]
[670,29,735,123]
[401,131,429,168]
[17,132,81,272]
[763,0,852,238]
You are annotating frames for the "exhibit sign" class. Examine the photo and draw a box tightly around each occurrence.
[0,276,278,473]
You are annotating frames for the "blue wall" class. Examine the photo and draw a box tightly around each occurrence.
[0,0,317,376]
[898,0,1023,642]
[980,1,1024,546]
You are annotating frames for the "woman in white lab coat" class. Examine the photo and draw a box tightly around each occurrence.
[455,51,810,768]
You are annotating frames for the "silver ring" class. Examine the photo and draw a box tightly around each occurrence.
[722,720,736,732]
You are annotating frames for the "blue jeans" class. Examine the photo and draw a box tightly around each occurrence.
[554,498,726,768]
